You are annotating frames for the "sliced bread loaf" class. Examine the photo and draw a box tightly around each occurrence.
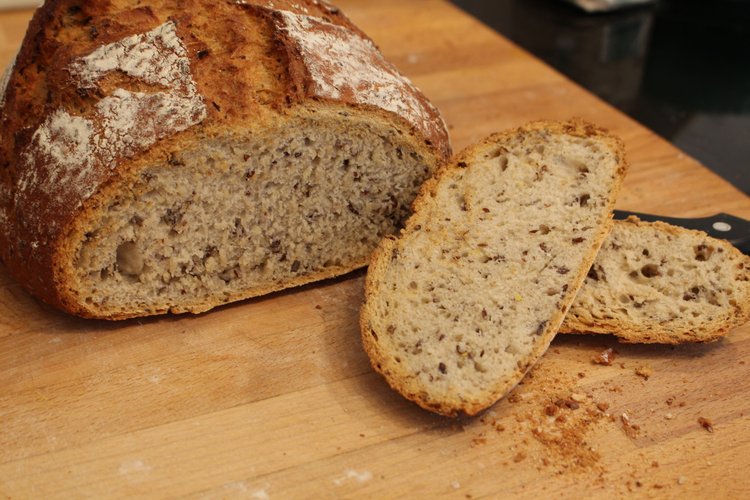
[561,216,750,343]
[360,120,627,416]
[0,1,449,319]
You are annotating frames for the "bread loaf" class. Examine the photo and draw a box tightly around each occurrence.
[562,216,750,343]
[0,0,450,319]
[360,120,627,416]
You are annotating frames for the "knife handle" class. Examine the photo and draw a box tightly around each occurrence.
[613,210,750,256]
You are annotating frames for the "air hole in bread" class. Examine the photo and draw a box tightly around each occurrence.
[116,241,144,277]
[640,264,660,278]
[694,244,714,261]
[485,147,504,159]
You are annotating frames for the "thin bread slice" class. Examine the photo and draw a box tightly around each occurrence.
[561,216,750,343]
[360,120,627,416]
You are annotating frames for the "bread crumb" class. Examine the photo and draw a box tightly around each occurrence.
[592,347,616,365]
[570,393,586,403]
[698,417,714,433]
[471,434,487,447]
[451,480,461,490]
[677,476,687,485]
[620,412,640,438]
[635,366,653,380]
[513,451,527,463]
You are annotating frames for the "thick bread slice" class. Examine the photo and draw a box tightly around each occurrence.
[0,1,449,319]
[360,120,627,417]
[561,216,750,343]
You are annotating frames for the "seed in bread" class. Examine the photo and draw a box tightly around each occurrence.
[360,120,627,417]
[562,216,750,343]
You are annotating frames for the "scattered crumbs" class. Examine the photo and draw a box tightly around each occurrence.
[666,397,674,406]
[635,481,643,488]
[507,393,522,404]
[740,360,746,365]
[577,372,586,378]
[451,480,461,490]
[653,483,664,490]
[677,476,687,485]
[315,304,322,309]
[665,413,675,420]
[635,366,653,380]
[698,417,714,433]
[471,433,487,447]
[557,398,579,410]
[513,451,527,463]
[619,362,626,369]
[570,393,586,403]
[596,402,609,412]
[651,461,659,468]
[592,347,616,366]
[620,413,640,438]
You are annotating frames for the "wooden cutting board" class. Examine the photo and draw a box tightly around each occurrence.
[1,1,748,497]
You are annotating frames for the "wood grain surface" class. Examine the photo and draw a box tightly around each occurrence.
[1,1,749,498]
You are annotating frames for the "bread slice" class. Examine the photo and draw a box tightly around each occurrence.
[360,120,627,416]
[561,216,750,343]
[0,1,449,319]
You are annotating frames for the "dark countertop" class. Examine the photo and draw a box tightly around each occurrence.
[452,0,750,196]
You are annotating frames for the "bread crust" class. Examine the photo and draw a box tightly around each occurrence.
[560,216,750,343]
[0,0,450,319]
[360,119,628,417]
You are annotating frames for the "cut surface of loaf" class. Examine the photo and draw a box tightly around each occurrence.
[0,0,449,319]
[561,217,750,343]
[361,120,627,417]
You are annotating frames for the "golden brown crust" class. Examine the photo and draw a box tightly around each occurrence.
[0,0,450,318]
[560,216,750,344]
[360,119,628,417]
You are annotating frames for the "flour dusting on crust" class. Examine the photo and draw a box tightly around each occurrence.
[69,21,198,95]
[277,11,443,144]
[15,21,206,238]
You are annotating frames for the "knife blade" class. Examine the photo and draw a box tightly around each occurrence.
[614,210,750,255]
